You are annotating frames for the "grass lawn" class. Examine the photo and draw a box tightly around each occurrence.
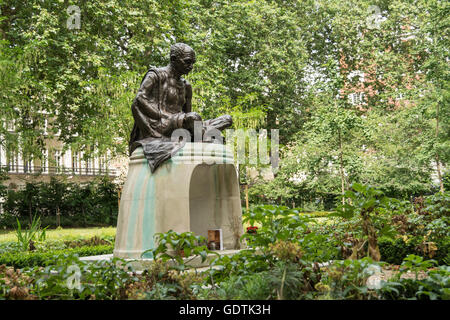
[0,211,333,242]
[0,226,116,243]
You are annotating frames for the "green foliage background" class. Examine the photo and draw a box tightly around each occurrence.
[0,177,118,228]
[0,0,448,204]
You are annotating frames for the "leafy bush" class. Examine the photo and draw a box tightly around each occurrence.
[242,205,310,248]
[15,216,48,251]
[125,259,204,300]
[316,258,383,300]
[333,183,399,261]
[0,255,137,300]
[209,259,321,300]
[0,245,113,268]
[29,255,136,300]
[1,177,119,229]
[146,230,218,271]
[0,242,22,254]
[1,254,204,300]
[377,255,450,300]
[243,205,340,262]
[378,237,450,265]
[212,273,274,300]
[424,192,450,219]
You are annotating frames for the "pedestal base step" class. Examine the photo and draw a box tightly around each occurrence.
[80,249,242,271]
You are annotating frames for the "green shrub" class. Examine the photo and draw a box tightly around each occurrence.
[424,192,450,219]
[378,238,450,265]
[299,211,333,218]
[378,238,414,265]
[0,177,119,229]
[316,258,383,300]
[377,255,450,300]
[213,273,273,300]
[242,205,310,248]
[129,259,204,300]
[15,216,48,251]
[145,230,218,271]
[210,260,320,300]
[29,255,135,300]
[0,245,113,268]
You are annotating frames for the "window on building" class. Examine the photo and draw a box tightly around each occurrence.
[23,157,33,174]
[43,119,48,135]
[7,150,18,172]
[72,152,80,174]
[54,150,62,173]
[85,157,92,175]
[0,143,6,167]
[5,120,15,132]
[42,149,48,174]
[99,155,106,174]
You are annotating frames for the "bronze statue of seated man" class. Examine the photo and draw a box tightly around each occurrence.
[129,43,232,172]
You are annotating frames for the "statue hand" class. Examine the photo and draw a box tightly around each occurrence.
[184,112,202,130]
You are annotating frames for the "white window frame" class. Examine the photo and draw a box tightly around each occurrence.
[42,149,49,174]
[54,150,62,173]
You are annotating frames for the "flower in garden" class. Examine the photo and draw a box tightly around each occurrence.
[246,226,258,234]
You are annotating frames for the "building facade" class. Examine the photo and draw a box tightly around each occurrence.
[0,118,120,189]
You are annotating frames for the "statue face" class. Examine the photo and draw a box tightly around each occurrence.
[173,50,196,75]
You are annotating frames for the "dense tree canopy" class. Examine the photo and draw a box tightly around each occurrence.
[0,0,448,204]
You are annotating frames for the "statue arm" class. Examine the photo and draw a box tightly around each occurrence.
[134,72,162,120]
[182,81,192,114]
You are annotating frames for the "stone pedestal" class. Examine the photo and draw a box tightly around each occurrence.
[114,143,243,259]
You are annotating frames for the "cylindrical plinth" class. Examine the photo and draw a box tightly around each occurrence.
[113,143,243,259]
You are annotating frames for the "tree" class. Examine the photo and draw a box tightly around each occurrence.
[0,0,191,158]
[268,0,448,202]
[1,0,447,205]
[40,177,66,227]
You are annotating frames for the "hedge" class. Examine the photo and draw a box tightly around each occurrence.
[1,177,119,229]
[299,211,333,218]
[0,245,114,268]
[0,215,116,230]
[378,238,450,265]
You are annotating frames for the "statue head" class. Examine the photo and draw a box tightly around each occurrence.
[169,43,196,75]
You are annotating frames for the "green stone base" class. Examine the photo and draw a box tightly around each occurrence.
[114,143,244,259]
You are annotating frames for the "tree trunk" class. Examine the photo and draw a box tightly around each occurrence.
[435,102,445,192]
[56,206,60,228]
[338,129,346,205]
[245,184,249,211]
[29,202,32,226]
[82,205,86,227]
[436,154,445,193]
[361,210,381,261]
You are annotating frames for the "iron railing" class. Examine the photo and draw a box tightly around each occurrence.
[0,165,117,176]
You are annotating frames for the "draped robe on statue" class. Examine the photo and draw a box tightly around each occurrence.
[129,67,232,172]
